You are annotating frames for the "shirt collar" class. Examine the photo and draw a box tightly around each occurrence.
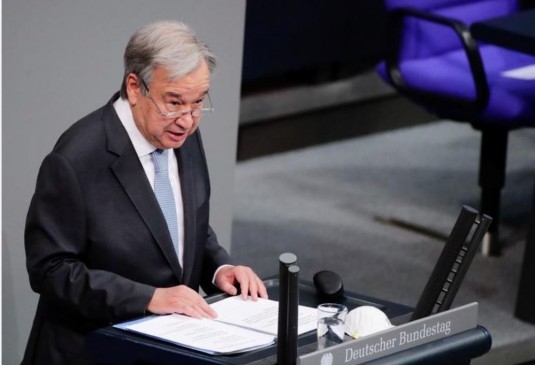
[113,96,157,157]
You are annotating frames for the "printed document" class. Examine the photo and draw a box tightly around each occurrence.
[114,296,317,355]
[211,296,317,336]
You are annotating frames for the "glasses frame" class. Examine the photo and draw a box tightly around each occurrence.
[139,76,214,119]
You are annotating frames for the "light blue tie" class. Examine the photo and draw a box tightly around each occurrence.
[151,149,179,256]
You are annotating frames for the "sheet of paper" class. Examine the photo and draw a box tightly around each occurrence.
[502,64,535,80]
[210,296,317,336]
[115,314,275,355]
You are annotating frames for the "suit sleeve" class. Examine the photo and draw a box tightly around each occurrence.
[192,129,232,294]
[199,224,232,295]
[25,152,155,324]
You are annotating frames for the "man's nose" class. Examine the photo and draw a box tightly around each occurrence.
[175,111,194,127]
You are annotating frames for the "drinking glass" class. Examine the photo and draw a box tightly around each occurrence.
[317,303,347,349]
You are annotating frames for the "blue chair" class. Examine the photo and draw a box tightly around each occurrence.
[376,0,535,256]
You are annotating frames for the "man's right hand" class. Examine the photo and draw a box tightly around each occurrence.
[147,285,217,319]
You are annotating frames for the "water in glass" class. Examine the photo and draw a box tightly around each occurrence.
[317,316,345,349]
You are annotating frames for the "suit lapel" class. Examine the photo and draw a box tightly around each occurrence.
[176,145,196,285]
[103,95,183,281]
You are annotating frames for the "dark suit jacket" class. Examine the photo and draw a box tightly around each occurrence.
[22,93,231,365]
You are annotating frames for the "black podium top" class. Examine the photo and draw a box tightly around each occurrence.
[87,279,490,365]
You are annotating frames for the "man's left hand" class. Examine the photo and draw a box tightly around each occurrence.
[215,265,268,300]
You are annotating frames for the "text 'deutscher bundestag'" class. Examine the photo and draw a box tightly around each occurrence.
[298,302,478,365]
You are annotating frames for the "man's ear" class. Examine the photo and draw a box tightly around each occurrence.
[125,73,141,106]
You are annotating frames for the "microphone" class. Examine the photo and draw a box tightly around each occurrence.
[277,253,298,365]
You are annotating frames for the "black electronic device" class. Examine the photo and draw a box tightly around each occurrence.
[411,206,492,321]
[313,270,344,301]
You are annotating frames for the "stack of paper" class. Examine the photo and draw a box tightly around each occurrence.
[115,296,317,355]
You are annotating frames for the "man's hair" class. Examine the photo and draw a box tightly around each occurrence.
[120,20,216,99]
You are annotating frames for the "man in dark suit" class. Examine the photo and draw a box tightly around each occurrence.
[23,20,267,365]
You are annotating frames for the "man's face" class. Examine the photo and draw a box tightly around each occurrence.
[127,59,211,149]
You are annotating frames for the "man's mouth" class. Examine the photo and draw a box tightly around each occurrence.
[166,130,187,143]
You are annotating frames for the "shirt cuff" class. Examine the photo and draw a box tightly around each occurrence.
[212,264,234,284]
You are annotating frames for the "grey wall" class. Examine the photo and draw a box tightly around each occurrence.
[2,1,246,363]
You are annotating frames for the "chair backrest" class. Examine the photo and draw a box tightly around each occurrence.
[386,0,518,59]
[385,0,516,13]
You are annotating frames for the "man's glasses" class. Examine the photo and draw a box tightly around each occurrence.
[139,77,214,119]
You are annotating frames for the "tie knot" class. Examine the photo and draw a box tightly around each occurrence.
[152,149,169,173]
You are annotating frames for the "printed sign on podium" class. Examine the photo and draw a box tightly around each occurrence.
[298,302,479,365]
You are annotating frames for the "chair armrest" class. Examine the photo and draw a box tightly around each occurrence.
[385,6,489,111]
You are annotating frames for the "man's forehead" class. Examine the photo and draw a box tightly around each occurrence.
[162,89,209,101]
